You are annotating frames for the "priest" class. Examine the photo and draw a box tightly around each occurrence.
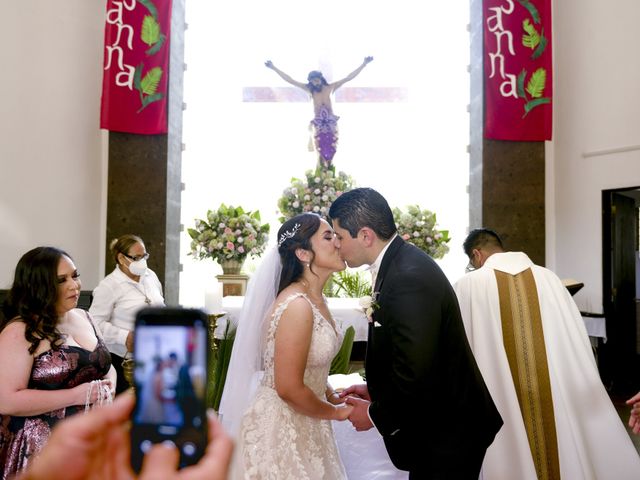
[454,228,640,479]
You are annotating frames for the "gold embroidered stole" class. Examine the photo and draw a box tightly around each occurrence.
[495,268,561,480]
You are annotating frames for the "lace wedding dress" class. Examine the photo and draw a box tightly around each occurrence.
[232,293,347,479]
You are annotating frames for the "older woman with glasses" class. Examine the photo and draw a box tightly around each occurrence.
[89,234,165,394]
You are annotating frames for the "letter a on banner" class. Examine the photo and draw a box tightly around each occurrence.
[100,0,172,134]
[484,0,552,141]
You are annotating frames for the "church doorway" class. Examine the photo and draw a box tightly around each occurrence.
[601,187,640,395]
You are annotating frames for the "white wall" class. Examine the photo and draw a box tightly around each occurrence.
[548,0,640,313]
[0,1,108,289]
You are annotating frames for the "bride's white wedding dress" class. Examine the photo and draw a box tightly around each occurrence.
[232,293,347,479]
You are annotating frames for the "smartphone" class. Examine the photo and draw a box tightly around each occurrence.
[130,307,209,473]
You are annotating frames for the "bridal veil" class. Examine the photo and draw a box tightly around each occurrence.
[217,246,282,436]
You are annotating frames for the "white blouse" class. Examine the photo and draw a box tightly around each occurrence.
[89,266,165,357]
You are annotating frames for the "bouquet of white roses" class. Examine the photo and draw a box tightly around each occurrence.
[188,204,270,264]
[393,205,450,259]
[278,165,355,222]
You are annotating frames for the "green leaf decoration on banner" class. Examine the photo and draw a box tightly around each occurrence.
[140,67,163,96]
[146,33,166,56]
[525,68,546,98]
[522,19,540,50]
[137,93,164,113]
[517,69,528,99]
[133,64,143,91]
[139,0,159,20]
[141,15,161,47]
[532,32,547,60]
[523,97,551,118]
[517,0,541,23]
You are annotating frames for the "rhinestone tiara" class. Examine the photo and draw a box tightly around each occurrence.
[278,223,301,247]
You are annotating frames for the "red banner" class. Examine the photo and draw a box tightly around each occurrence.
[100,0,172,134]
[484,0,552,141]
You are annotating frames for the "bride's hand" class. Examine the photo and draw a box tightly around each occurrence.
[332,403,354,421]
[326,390,343,405]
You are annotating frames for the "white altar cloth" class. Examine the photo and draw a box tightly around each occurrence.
[214,296,370,341]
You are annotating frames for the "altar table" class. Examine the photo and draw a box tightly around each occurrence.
[214,295,370,341]
[213,296,606,343]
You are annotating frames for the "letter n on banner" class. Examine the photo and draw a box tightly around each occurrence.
[484,0,552,141]
[100,0,172,135]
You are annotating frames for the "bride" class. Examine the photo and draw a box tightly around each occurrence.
[219,212,353,479]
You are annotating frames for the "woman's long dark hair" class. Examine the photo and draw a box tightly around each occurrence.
[276,213,321,294]
[1,246,70,354]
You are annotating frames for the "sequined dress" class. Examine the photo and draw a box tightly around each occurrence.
[0,320,112,479]
[233,293,347,479]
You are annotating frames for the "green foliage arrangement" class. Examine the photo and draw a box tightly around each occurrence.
[325,270,372,298]
[188,204,270,264]
[278,166,355,222]
[208,323,236,411]
[393,205,451,259]
[330,326,356,375]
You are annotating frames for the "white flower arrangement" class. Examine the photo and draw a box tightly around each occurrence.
[187,204,270,264]
[393,205,450,259]
[277,165,355,222]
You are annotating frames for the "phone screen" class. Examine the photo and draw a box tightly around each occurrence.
[130,307,209,473]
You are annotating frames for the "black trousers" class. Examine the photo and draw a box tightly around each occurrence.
[408,446,486,480]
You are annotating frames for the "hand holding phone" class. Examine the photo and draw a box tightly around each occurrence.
[130,307,209,473]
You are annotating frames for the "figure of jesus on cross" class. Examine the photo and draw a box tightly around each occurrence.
[264,56,374,167]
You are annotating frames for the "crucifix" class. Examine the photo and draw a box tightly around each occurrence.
[243,58,407,167]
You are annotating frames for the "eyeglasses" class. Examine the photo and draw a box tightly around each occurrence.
[465,260,476,273]
[123,252,149,262]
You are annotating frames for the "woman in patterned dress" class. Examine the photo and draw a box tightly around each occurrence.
[0,247,115,478]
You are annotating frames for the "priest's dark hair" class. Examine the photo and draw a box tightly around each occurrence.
[463,228,504,257]
[277,213,322,294]
[328,187,397,241]
[1,246,73,354]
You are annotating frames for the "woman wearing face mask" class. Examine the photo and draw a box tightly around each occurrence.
[89,234,165,394]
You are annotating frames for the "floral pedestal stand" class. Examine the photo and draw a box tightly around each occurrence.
[217,260,249,296]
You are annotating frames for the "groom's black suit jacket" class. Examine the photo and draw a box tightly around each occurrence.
[366,237,502,474]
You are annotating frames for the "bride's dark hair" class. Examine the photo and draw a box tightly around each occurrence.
[277,213,321,294]
[1,246,70,354]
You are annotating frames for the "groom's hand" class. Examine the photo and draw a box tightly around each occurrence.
[344,396,374,431]
[339,383,371,401]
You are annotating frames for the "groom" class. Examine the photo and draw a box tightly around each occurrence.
[329,188,502,479]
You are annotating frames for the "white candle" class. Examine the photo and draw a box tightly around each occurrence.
[204,283,223,314]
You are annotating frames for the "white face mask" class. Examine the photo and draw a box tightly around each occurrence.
[128,258,148,276]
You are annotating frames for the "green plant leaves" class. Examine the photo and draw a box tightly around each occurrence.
[522,19,540,50]
[517,0,541,23]
[526,68,546,98]
[141,15,161,46]
[140,67,163,95]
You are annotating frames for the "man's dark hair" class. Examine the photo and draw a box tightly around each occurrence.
[463,228,504,257]
[328,188,396,240]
